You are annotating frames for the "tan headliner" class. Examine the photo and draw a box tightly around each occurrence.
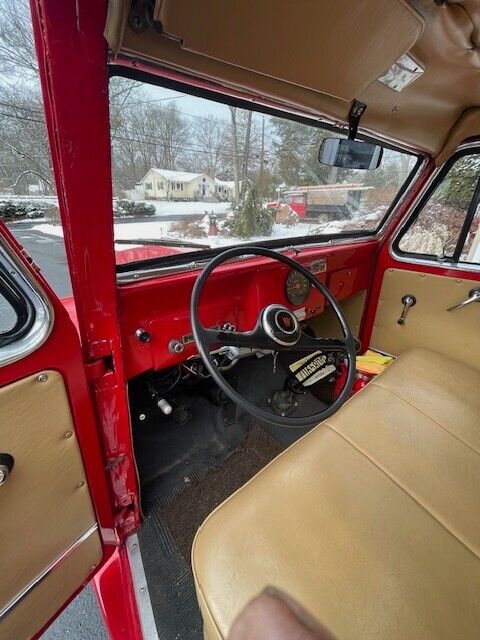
[106,0,480,162]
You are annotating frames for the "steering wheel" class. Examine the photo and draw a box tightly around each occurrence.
[191,246,356,427]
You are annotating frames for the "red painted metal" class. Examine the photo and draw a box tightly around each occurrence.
[92,547,143,640]
[118,242,376,379]
[30,0,141,535]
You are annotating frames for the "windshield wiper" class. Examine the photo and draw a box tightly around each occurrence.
[115,238,209,249]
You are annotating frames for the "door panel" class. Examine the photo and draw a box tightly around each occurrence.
[0,371,102,637]
[371,269,480,370]
[2,531,101,640]
[0,227,115,639]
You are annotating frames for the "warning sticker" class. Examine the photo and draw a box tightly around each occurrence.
[288,350,336,387]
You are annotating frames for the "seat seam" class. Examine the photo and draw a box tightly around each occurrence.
[323,421,480,561]
[370,379,480,457]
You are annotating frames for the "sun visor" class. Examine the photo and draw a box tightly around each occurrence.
[152,0,423,102]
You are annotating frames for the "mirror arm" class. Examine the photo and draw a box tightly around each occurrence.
[348,100,367,140]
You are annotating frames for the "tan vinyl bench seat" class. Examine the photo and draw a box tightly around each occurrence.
[192,348,480,639]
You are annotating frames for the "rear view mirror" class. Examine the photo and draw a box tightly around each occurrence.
[319,138,383,170]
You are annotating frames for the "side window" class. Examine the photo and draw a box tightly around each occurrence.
[0,291,18,335]
[397,154,480,262]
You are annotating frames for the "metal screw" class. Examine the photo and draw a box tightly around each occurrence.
[77,480,85,488]
[139,413,146,421]
[37,373,48,383]
[65,431,73,439]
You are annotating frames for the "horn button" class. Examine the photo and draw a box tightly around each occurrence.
[262,304,301,347]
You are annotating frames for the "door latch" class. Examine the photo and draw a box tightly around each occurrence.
[447,287,480,312]
[0,453,14,486]
[397,294,416,325]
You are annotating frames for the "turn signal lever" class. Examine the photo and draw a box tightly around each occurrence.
[447,287,480,312]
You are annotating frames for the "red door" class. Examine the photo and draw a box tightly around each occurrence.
[0,223,118,638]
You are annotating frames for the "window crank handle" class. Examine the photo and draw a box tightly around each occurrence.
[397,294,416,325]
[447,287,480,312]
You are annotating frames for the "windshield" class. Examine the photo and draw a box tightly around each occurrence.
[109,78,419,268]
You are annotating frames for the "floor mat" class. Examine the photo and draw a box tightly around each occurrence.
[162,425,285,562]
[137,425,285,639]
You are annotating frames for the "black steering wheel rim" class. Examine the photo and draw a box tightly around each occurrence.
[190,246,356,428]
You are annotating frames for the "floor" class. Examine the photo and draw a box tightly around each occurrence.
[132,355,325,639]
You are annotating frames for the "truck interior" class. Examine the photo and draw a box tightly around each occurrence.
[1,1,480,639]
[106,2,480,638]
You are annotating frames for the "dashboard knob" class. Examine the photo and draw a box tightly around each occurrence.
[169,340,184,354]
[135,328,151,343]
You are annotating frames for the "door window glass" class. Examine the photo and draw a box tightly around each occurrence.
[0,291,17,334]
[398,154,480,260]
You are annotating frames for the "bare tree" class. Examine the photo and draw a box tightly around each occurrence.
[229,106,241,202]
[0,0,38,79]
[192,114,228,177]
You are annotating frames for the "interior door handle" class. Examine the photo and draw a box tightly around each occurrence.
[447,287,480,312]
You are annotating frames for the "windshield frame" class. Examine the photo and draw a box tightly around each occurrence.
[110,66,423,275]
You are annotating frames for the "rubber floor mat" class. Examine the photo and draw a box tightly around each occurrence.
[137,425,285,639]
[162,425,285,562]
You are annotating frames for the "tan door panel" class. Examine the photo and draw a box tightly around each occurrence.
[0,371,102,636]
[371,269,480,370]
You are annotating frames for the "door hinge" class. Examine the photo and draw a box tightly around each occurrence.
[85,340,115,383]
[114,493,139,537]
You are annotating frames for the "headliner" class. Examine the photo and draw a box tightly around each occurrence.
[105,0,480,163]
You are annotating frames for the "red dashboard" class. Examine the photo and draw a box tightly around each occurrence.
[117,242,376,380]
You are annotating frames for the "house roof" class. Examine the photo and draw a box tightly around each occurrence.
[144,168,207,182]
[215,179,235,188]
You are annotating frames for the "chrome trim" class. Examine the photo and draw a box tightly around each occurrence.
[389,142,480,273]
[0,240,53,367]
[274,308,298,334]
[0,524,98,619]
[262,304,300,347]
[126,534,159,640]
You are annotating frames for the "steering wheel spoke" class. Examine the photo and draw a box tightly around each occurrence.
[201,324,272,350]
[296,332,350,353]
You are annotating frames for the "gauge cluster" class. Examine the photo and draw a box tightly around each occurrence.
[285,270,311,305]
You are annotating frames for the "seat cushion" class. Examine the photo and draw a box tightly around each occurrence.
[192,349,480,639]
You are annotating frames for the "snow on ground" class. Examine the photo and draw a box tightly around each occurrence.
[33,217,346,249]
[148,200,231,216]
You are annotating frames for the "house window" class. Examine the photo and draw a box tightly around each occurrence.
[157,181,164,189]
[396,152,480,264]
[176,182,181,190]
[145,182,153,190]
[180,183,184,191]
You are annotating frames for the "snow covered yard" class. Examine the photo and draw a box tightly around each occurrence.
[147,200,232,217]
[32,216,351,249]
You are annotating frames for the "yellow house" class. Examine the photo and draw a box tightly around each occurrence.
[141,168,215,201]
[215,178,239,200]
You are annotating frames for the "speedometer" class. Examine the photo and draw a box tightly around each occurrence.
[285,269,311,305]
